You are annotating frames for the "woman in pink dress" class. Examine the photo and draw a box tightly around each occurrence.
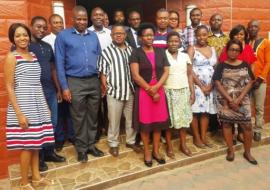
[130,23,170,167]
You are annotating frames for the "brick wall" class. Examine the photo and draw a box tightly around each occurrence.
[0,0,75,179]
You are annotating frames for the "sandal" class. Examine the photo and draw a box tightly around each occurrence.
[32,177,54,187]
[179,146,192,157]
[166,149,175,159]
[20,183,35,190]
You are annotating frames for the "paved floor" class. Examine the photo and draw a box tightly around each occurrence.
[108,144,270,190]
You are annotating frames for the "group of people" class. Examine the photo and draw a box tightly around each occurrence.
[4,4,270,190]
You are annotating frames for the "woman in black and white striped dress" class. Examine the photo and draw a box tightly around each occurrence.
[4,23,54,189]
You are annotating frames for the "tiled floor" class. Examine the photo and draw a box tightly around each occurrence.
[6,123,270,190]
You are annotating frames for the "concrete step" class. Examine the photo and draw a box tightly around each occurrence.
[9,124,270,190]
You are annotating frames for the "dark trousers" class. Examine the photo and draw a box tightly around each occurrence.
[40,90,57,163]
[56,101,75,142]
[68,76,101,153]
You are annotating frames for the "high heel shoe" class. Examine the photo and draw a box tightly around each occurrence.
[32,177,54,187]
[152,153,166,164]
[20,183,35,190]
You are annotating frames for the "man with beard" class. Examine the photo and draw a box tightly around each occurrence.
[126,10,141,48]
[247,20,270,141]
[55,6,104,163]
[30,16,66,171]
[109,9,129,30]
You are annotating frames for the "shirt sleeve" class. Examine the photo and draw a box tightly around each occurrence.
[98,53,109,75]
[129,48,139,64]
[260,39,270,80]
[185,54,192,65]
[161,49,170,67]
[212,63,224,81]
[55,33,68,90]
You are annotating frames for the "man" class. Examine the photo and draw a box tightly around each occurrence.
[55,6,104,163]
[126,10,141,48]
[182,8,204,50]
[247,20,270,141]
[109,9,129,30]
[207,13,229,134]
[30,16,66,171]
[98,24,141,157]
[208,13,229,56]
[153,8,172,49]
[88,7,112,50]
[43,14,75,152]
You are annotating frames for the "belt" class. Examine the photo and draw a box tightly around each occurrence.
[67,74,98,79]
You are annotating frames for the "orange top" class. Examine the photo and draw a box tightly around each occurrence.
[250,38,270,82]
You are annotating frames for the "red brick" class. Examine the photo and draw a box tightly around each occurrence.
[0,128,6,142]
[0,142,7,160]
[0,160,9,179]
[7,150,21,165]
[0,1,28,20]
[232,0,270,9]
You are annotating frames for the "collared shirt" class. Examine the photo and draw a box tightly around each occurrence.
[207,31,229,56]
[249,38,270,81]
[42,32,56,52]
[182,23,206,50]
[98,42,134,101]
[130,28,140,48]
[55,27,101,90]
[29,41,55,94]
[88,25,112,50]
[153,28,172,49]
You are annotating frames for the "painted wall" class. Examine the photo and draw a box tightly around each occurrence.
[0,0,75,179]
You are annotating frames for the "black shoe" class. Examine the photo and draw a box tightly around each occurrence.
[144,159,153,167]
[55,141,64,152]
[152,153,166,164]
[39,162,48,172]
[77,152,88,163]
[253,132,261,142]
[87,147,104,157]
[243,153,258,165]
[44,152,66,162]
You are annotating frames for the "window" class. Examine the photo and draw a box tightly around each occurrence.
[52,1,66,28]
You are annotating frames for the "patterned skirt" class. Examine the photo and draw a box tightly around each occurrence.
[165,88,193,129]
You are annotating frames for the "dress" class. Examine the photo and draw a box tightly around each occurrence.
[164,50,193,129]
[192,46,217,114]
[138,52,169,131]
[212,62,255,124]
[6,52,55,150]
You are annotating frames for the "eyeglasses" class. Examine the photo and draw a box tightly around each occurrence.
[228,48,241,52]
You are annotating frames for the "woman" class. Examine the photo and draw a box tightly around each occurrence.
[4,23,54,189]
[103,12,110,28]
[219,24,256,144]
[213,39,257,164]
[164,31,195,157]
[168,10,182,33]
[187,25,217,148]
[130,23,170,167]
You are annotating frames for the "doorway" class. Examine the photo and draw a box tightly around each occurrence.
[76,0,167,26]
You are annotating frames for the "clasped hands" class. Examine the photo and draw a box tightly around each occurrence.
[146,85,160,102]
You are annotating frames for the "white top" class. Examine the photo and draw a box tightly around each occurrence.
[88,26,112,50]
[130,28,140,47]
[164,49,192,89]
[42,32,56,52]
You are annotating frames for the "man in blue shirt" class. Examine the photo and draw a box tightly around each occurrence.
[55,5,104,163]
[29,16,66,171]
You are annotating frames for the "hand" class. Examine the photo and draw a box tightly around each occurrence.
[57,91,63,103]
[190,92,195,105]
[253,77,263,89]
[203,84,212,95]
[62,89,72,103]
[101,84,107,97]
[152,93,160,102]
[229,100,240,112]
[200,85,209,96]
[148,85,159,96]
[17,114,29,130]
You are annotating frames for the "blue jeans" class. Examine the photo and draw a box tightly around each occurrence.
[56,101,75,141]
[40,90,58,162]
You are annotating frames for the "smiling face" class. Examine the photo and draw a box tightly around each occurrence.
[190,9,202,26]
[73,10,88,33]
[111,26,126,46]
[50,15,64,34]
[233,29,245,42]
[14,26,30,49]
[31,19,48,40]
[169,12,179,29]
[195,28,208,46]
[91,8,104,28]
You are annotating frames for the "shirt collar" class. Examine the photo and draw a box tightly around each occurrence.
[72,27,90,35]
[208,30,226,37]
[187,23,203,29]
[111,41,130,49]
[89,25,107,34]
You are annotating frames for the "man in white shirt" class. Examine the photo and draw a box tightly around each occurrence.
[43,14,64,52]
[88,7,112,50]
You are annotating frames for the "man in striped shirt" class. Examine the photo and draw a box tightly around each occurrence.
[98,24,141,157]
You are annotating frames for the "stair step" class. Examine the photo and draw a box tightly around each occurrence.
[9,124,270,190]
